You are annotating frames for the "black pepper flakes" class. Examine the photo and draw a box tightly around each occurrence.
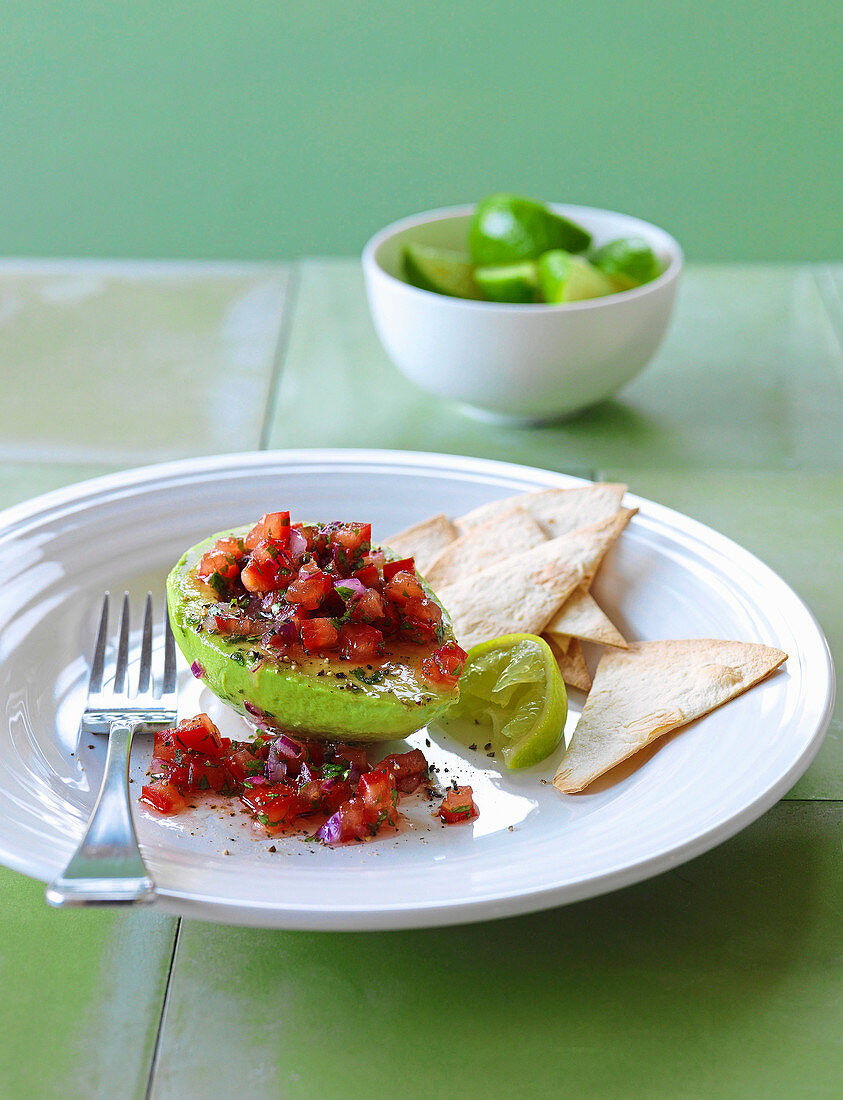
[468,743,477,751]
[268,845,277,852]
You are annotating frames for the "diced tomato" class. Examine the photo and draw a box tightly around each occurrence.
[225,746,266,784]
[358,768,400,827]
[334,744,371,774]
[212,614,262,637]
[330,523,372,574]
[352,564,380,587]
[332,523,371,552]
[140,780,186,815]
[295,780,323,815]
[300,617,340,653]
[155,714,228,761]
[383,557,416,582]
[377,748,429,793]
[350,588,386,624]
[384,570,424,605]
[318,797,370,845]
[244,512,291,551]
[197,537,245,595]
[241,781,300,832]
[400,596,442,642]
[285,567,332,610]
[438,786,478,824]
[185,758,230,793]
[321,777,353,812]
[421,642,468,688]
[338,623,384,661]
[241,540,295,593]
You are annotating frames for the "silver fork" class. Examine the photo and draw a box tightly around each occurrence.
[45,591,178,907]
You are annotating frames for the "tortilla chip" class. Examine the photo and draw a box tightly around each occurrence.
[424,505,547,589]
[552,633,572,654]
[455,484,627,539]
[437,520,629,650]
[547,636,592,692]
[553,640,788,793]
[544,585,628,649]
[385,513,458,574]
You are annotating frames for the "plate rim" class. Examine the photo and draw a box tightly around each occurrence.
[0,448,835,929]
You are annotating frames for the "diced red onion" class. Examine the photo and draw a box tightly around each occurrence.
[289,527,308,562]
[190,660,206,679]
[266,734,305,782]
[332,577,367,603]
[317,811,343,846]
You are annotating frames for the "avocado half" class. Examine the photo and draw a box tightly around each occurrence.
[167,527,460,742]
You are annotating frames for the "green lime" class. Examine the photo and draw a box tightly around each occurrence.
[474,261,539,303]
[469,194,592,266]
[402,243,483,300]
[590,237,661,291]
[537,250,614,303]
[439,634,567,769]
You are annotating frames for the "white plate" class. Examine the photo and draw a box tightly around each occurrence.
[0,450,834,929]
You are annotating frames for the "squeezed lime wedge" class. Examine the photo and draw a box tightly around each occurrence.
[438,634,567,768]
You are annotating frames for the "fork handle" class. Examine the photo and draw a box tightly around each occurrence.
[45,718,156,906]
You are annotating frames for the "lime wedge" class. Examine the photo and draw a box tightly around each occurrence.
[438,634,567,768]
[474,261,539,303]
[537,250,614,304]
[469,194,592,266]
[402,243,483,300]
[591,237,661,290]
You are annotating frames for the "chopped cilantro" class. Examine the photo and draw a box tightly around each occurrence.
[208,571,226,595]
[230,651,245,664]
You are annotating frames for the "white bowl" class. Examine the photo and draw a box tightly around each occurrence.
[362,203,683,423]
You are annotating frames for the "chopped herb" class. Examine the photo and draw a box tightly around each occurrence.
[230,651,245,664]
[208,571,226,595]
[353,667,385,686]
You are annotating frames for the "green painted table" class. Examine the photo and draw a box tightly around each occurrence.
[0,259,841,1099]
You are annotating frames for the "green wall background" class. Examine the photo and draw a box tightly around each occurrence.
[1,1,840,261]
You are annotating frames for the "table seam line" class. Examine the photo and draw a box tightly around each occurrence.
[812,265,843,368]
[259,261,301,451]
[144,916,182,1100]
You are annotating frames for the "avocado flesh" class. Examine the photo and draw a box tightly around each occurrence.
[167,527,460,742]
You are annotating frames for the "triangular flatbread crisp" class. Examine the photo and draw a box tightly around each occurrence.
[385,514,458,574]
[424,506,547,589]
[554,640,788,793]
[544,584,628,649]
[455,484,627,539]
[437,520,629,650]
[547,636,592,692]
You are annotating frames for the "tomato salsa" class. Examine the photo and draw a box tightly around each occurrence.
[140,713,479,843]
[193,511,466,686]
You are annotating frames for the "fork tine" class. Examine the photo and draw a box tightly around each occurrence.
[137,591,154,694]
[88,593,110,693]
[162,605,177,695]
[113,592,131,694]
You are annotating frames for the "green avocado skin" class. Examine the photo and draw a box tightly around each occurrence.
[167,528,460,742]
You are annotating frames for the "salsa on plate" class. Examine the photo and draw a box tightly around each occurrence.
[140,713,478,844]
